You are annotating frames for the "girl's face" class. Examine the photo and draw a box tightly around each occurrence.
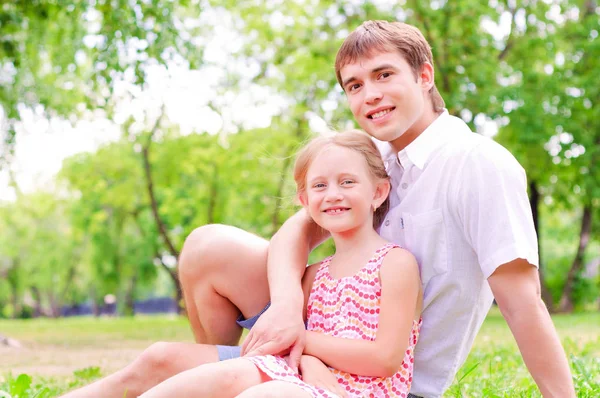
[301,145,388,234]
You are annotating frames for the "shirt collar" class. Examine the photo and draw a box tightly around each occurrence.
[396,109,450,170]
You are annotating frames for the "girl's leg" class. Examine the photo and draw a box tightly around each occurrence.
[61,342,219,398]
[140,358,267,398]
[235,381,313,398]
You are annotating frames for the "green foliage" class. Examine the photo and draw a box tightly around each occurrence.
[0,0,204,164]
[0,373,53,398]
[70,367,101,384]
[0,366,104,398]
[1,0,599,315]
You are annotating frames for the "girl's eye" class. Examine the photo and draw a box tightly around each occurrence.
[342,180,355,185]
[313,183,326,189]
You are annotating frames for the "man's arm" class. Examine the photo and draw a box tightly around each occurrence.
[304,249,421,377]
[488,259,575,398]
[242,209,329,370]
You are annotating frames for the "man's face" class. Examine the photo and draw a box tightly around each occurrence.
[339,52,429,150]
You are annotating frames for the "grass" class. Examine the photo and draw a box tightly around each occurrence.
[1,309,599,397]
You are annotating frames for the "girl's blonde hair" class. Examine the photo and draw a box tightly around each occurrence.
[293,130,390,229]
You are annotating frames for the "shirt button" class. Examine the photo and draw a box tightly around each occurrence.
[402,183,408,189]
[384,220,390,226]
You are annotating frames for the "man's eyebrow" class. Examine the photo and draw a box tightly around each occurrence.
[372,64,396,73]
[342,64,397,87]
[342,76,357,88]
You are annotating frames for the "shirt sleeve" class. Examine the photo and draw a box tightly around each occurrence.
[455,139,539,279]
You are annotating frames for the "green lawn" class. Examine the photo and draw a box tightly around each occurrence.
[1,309,599,397]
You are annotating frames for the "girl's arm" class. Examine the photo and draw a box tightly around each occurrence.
[304,248,422,378]
[243,209,329,367]
[299,355,348,397]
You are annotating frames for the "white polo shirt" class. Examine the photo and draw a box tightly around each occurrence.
[375,110,539,397]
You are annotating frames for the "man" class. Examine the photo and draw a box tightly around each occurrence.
[64,20,574,398]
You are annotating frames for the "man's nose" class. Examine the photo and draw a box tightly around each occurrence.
[364,82,383,104]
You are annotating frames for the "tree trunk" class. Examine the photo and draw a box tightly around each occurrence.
[175,279,184,314]
[271,153,293,233]
[207,164,218,224]
[7,259,21,319]
[123,274,137,316]
[155,253,184,314]
[529,180,554,311]
[558,205,593,312]
[131,207,184,314]
[31,286,43,318]
[139,113,184,313]
[90,287,101,317]
[141,115,180,259]
[47,290,61,318]
[271,117,308,233]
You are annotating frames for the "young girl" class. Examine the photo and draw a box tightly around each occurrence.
[141,131,422,398]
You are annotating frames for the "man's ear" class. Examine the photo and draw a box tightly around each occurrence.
[419,62,435,92]
[373,179,391,209]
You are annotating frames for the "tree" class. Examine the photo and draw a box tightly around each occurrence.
[1,0,203,166]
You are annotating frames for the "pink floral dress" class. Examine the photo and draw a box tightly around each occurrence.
[245,243,422,398]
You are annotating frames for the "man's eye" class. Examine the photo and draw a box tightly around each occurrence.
[379,72,391,79]
[348,83,361,92]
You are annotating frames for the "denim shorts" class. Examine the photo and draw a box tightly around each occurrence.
[216,303,270,361]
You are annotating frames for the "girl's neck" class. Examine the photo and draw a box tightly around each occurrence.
[330,222,386,259]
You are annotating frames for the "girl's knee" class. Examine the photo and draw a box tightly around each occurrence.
[112,343,174,396]
[135,342,175,371]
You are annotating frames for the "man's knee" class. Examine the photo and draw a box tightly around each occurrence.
[179,224,268,283]
[179,224,226,281]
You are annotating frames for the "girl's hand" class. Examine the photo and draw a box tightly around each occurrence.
[299,355,347,397]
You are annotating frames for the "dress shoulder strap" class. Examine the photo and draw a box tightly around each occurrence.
[368,242,402,270]
[312,255,334,283]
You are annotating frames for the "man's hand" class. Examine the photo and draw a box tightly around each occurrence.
[241,303,306,372]
[299,355,347,397]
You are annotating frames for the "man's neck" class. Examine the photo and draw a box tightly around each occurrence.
[390,108,443,153]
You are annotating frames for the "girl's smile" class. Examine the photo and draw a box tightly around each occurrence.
[302,145,382,235]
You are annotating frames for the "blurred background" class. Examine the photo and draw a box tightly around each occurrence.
[0,0,598,323]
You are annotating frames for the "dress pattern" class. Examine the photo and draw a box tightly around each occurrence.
[245,243,421,398]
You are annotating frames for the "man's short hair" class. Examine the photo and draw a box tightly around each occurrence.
[335,20,445,112]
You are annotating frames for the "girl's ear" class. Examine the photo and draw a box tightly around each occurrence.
[373,179,391,209]
[298,192,308,207]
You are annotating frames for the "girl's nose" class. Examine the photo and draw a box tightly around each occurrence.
[325,187,343,202]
